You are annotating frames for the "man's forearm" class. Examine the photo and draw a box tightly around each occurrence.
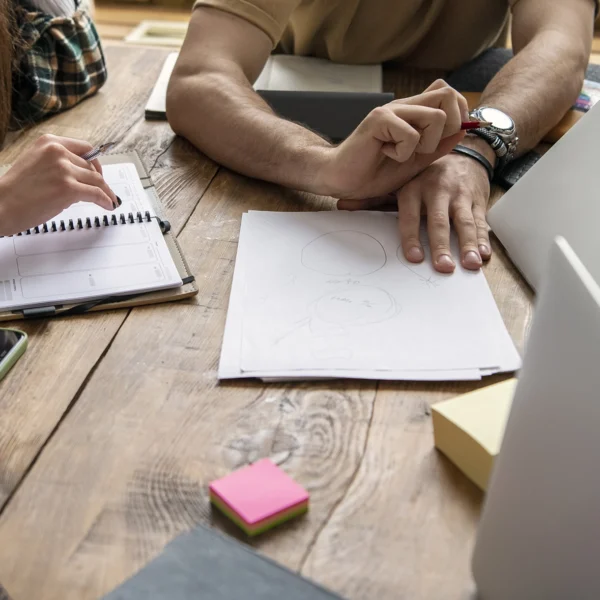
[473,0,594,157]
[478,35,587,155]
[167,71,334,195]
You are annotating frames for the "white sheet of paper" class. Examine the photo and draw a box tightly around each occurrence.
[145,52,178,115]
[237,211,520,374]
[0,163,182,310]
[219,214,482,381]
[218,212,520,381]
[253,55,383,93]
[145,54,383,120]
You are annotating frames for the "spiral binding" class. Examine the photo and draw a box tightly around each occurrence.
[1,211,171,238]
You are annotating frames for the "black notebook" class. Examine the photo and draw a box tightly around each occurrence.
[102,525,345,600]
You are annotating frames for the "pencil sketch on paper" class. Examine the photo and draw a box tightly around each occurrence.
[273,284,400,352]
[396,242,443,289]
[312,285,398,326]
[301,230,387,276]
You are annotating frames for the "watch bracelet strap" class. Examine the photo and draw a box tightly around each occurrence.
[451,144,494,182]
[468,129,512,175]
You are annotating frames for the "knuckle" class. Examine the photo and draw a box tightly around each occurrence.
[437,85,454,100]
[453,214,474,229]
[37,133,56,146]
[474,218,489,230]
[57,158,72,175]
[432,78,449,89]
[430,210,449,228]
[406,127,421,145]
[90,171,104,186]
[400,210,420,226]
[431,108,447,124]
[370,106,389,121]
[45,141,66,158]
[454,212,475,229]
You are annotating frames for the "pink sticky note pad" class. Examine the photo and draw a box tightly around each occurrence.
[209,459,309,525]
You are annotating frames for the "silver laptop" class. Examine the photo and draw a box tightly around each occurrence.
[472,236,600,599]
[487,103,600,290]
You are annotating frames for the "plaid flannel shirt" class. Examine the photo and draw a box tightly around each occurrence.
[11,0,107,127]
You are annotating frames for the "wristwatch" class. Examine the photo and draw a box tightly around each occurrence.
[468,107,519,173]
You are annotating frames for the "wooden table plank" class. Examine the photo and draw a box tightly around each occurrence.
[0,46,217,516]
[0,171,380,600]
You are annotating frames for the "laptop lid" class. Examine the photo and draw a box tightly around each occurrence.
[487,103,600,290]
[472,236,600,600]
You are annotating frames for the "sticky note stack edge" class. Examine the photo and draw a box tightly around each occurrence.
[209,458,309,536]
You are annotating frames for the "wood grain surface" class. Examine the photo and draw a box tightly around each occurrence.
[0,45,217,514]
[0,47,533,600]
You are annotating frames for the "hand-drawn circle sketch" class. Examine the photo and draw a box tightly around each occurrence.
[313,286,398,326]
[301,230,387,276]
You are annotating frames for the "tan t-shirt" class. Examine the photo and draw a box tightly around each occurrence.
[193,0,512,70]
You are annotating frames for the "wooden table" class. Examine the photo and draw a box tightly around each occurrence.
[0,45,533,600]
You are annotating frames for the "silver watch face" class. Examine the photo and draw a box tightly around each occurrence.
[479,107,514,132]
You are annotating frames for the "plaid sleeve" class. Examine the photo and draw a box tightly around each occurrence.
[11,6,107,127]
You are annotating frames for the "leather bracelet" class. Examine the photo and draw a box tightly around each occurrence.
[451,144,494,182]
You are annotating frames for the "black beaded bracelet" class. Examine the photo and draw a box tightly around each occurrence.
[451,144,494,182]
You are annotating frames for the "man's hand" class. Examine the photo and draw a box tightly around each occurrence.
[319,80,468,199]
[395,152,491,273]
[338,151,491,273]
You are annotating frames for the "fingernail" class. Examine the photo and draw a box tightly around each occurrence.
[436,254,455,271]
[407,246,424,262]
[117,196,122,206]
[479,244,490,257]
[464,250,482,268]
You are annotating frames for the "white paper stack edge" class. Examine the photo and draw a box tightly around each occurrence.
[219,211,521,382]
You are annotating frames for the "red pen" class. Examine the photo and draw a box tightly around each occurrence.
[461,120,493,130]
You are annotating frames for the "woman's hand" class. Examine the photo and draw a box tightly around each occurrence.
[0,134,118,236]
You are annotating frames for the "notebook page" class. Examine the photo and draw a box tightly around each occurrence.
[0,163,182,310]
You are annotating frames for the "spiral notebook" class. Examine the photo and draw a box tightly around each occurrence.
[0,152,197,320]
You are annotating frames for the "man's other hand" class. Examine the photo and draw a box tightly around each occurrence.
[338,151,492,273]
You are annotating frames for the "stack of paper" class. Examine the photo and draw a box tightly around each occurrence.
[432,379,517,490]
[219,211,521,381]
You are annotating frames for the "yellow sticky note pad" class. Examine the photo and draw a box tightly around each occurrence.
[432,379,517,491]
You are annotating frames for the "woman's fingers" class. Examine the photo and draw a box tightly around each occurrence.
[90,158,103,175]
[70,164,118,209]
[36,133,104,173]
[48,135,95,157]
[70,181,116,212]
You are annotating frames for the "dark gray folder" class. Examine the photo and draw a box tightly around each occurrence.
[257,90,394,142]
[103,525,346,599]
